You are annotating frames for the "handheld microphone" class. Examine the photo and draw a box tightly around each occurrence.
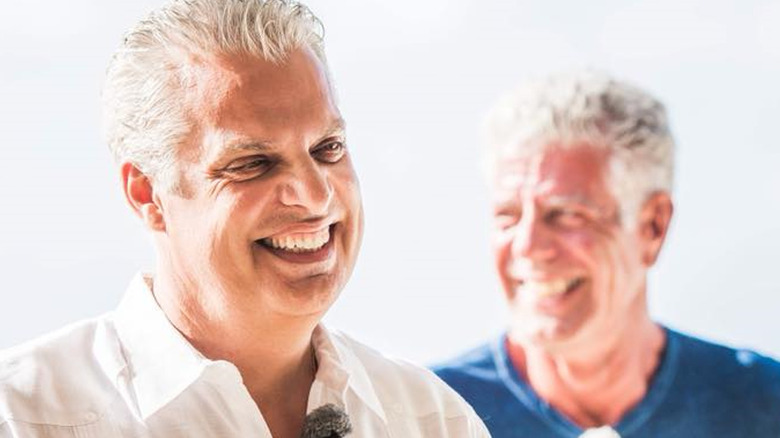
[300,403,352,438]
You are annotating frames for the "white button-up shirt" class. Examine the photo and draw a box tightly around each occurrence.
[0,274,489,437]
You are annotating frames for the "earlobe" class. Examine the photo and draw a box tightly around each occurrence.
[120,162,166,232]
[639,192,673,266]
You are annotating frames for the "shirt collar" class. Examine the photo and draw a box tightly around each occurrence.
[313,326,388,424]
[111,273,210,420]
[110,273,388,424]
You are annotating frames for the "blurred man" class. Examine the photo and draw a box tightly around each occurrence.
[0,1,488,437]
[433,71,780,437]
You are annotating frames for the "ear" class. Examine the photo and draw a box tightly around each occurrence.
[637,191,673,266]
[120,162,166,232]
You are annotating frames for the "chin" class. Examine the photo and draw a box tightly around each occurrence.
[516,317,586,351]
[276,274,345,316]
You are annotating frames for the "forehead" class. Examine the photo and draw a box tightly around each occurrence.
[182,48,339,150]
[492,144,613,202]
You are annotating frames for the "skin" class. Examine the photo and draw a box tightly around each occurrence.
[491,143,672,427]
[121,48,363,438]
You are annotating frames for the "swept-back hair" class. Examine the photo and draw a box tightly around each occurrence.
[103,0,327,192]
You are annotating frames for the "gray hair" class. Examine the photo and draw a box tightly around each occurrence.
[484,70,675,225]
[102,0,327,192]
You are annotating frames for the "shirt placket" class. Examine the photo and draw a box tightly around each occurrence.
[201,362,274,437]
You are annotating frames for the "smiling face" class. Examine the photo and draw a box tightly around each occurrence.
[492,144,652,352]
[154,48,363,319]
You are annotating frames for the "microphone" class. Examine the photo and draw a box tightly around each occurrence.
[300,403,353,438]
[578,426,621,438]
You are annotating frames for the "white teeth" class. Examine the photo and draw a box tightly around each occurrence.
[262,228,330,252]
[524,278,580,298]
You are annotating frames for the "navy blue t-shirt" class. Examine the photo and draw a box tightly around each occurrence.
[433,328,780,437]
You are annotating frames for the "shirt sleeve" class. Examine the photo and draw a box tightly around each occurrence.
[471,412,492,437]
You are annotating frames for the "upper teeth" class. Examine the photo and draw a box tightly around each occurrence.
[523,278,580,298]
[263,228,330,252]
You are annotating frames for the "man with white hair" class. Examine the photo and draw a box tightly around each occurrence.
[433,72,780,437]
[0,1,488,437]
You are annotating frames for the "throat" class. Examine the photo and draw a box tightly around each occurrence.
[247,345,318,438]
[509,323,666,427]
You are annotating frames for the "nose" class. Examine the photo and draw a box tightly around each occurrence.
[510,211,556,262]
[278,162,333,215]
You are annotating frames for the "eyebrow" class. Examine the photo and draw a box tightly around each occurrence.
[221,139,272,155]
[218,117,347,155]
[544,195,601,211]
[317,117,347,142]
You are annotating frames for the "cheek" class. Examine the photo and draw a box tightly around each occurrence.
[164,198,209,244]
[227,182,281,230]
[555,230,600,266]
[343,179,362,214]
[328,165,363,254]
[188,193,259,264]
[232,179,274,207]
[333,161,361,197]
[330,165,363,225]
[491,231,513,288]
[203,205,245,262]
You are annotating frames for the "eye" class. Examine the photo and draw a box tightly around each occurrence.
[221,155,273,179]
[547,208,587,229]
[312,140,346,164]
[494,206,521,230]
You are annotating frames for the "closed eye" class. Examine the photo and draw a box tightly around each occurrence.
[220,155,274,180]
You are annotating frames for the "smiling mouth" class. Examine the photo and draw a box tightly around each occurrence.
[520,277,585,299]
[260,226,331,253]
[256,224,336,263]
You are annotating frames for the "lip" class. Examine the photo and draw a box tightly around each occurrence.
[264,220,333,238]
[534,277,587,313]
[257,224,336,264]
[509,273,584,287]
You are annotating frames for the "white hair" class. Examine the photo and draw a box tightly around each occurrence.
[483,70,675,225]
[102,0,328,192]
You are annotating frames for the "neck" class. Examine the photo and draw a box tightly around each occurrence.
[508,313,665,428]
[151,264,319,438]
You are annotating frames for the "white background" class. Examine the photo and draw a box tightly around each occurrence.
[1,0,778,365]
